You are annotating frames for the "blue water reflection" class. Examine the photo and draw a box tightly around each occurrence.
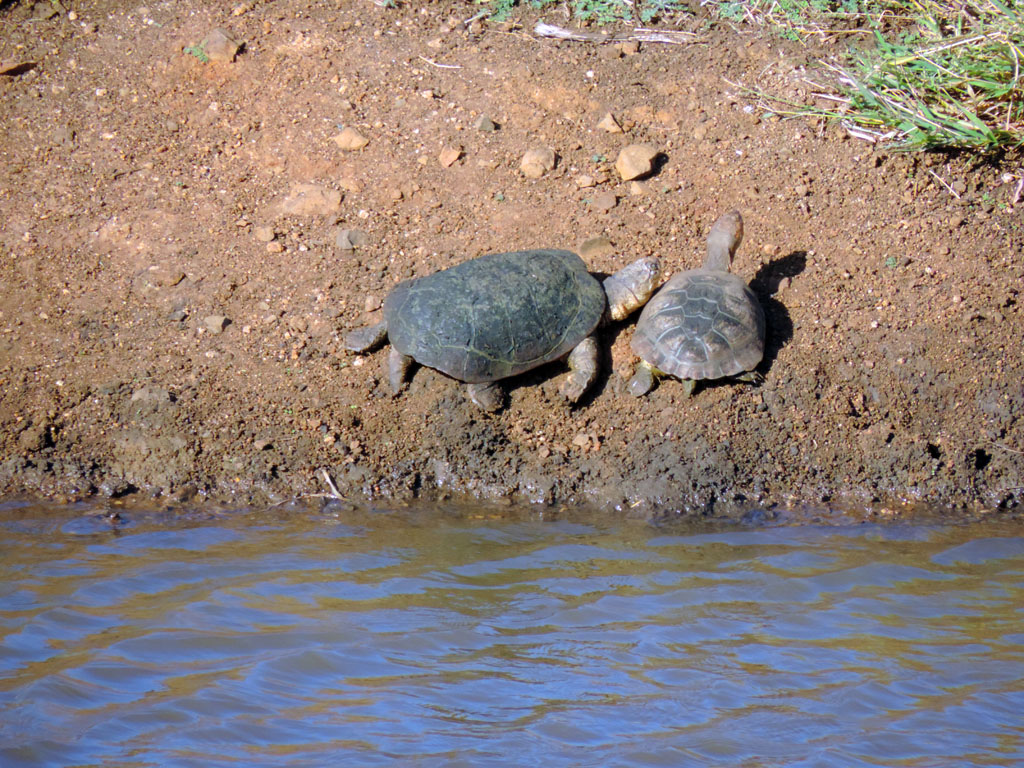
[0,505,1022,767]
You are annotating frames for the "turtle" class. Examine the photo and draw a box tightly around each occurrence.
[628,209,765,398]
[345,249,662,411]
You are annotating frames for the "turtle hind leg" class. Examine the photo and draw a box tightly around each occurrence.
[559,336,599,403]
[344,320,388,352]
[681,379,696,398]
[628,360,657,397]
[388,347,414,394]
[466,382,504,412]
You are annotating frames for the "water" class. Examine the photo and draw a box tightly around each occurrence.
[1,501,1022,767]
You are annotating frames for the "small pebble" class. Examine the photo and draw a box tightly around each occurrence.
[597,113,623,133]
[200,28,242,63]
[578,236,615,259]
[332,127,369,151]
[591,191,617,212]
[204,315,229,334]
[438,145,462,167]
[520,147,557,179]
[336,228,369,250]
[614,143,658,181]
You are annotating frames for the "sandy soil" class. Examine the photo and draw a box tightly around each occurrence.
[1,0,1022,519]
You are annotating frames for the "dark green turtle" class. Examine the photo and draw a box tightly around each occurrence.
[346,249,661,411]
[629,210,764,397]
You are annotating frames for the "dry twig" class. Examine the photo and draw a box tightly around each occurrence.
[533,21,698,45]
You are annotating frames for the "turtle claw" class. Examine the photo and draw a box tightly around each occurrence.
[388,348,413,394]
[736,370,764,386]
[559,379,585,403]
[560,337,599,403]
[628,362,655,397]
[467,382,504,412]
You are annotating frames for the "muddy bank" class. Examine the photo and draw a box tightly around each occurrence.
[1,0,1022,518]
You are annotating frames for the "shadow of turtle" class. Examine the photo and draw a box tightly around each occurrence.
[749,250,807,374]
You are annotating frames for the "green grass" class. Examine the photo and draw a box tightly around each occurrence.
[803,0,1023,150]
[486,0,1022,152]
[710,0,1024,150]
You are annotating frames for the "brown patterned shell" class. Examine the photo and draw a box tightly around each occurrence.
[630,268,765,381]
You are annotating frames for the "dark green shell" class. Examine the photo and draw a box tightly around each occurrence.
[631,269,765,381]
[384,249,605,383]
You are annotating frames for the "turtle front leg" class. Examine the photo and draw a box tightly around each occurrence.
[466,382,504,412]
[628,360,657,397]
[344,320,388,352]
[387,347,414,394]
[735,370,764,386]
[559,336,599,403]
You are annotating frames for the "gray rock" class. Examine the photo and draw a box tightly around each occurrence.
[336,228,369,250]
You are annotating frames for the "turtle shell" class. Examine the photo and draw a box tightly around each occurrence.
[631,269,765,381]
[384,249,606,383]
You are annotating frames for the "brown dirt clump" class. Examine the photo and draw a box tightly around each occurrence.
[1,1,1022,519]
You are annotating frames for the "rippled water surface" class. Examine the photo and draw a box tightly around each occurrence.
[1,502,1023,767]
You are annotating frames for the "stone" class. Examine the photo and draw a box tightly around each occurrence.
[519,147,557,179]
[615,143,658,181]
[576,174,596,188]
[336,228,369,250]
[475,115,496,132]
[278,183,343,216]
[204,315,230,334]
[131,385,172,404]
[17,423,50,452]
[578,236,615,259]
[591,191,617,212]
[597,113,623,133]
[332,127,369,151]
[201,29,242,63]
[439,145,462,167]
[254,226,275,242]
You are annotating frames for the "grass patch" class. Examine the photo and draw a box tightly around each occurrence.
[488,0,1022,152]
[719,0,1024,151]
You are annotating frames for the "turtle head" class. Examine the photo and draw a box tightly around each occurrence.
[704,210,744,272]
[603,256,662,321]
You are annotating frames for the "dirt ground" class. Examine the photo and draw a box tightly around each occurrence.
[2,0,1023,520]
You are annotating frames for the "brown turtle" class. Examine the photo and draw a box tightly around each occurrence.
[629,210,764,397]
